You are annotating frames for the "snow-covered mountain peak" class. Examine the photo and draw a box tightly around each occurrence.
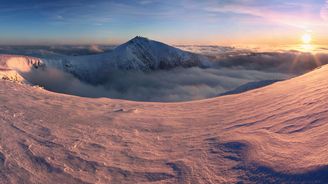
[37,37,211,83]
[129,36,150,43]
[0,37,211,84]
[108,36,210,71]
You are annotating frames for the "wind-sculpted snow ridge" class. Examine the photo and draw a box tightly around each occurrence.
[0,55,44,83]
[1,64,328,183]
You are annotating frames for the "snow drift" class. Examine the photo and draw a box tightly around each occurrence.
[1,64,328,183]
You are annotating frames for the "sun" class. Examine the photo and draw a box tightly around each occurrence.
[302,33,312,44]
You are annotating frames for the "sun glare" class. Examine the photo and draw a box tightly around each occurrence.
[302,33,312,44]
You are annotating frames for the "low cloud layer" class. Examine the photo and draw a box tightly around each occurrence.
[17,49,328,102]
[23,66,290,102]
[0,45,115,57]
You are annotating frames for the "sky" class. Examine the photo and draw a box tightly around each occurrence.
[0,0,327,45]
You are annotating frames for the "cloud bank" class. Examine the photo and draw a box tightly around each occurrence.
[15,48,328,102]
[23,65,290,102]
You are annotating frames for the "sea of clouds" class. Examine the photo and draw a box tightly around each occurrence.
[12,45,328,102]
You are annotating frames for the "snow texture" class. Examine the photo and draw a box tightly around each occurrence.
[1,61,328,183]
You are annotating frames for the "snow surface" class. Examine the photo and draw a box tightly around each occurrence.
[0,55,44,83]
[1,64,328,183]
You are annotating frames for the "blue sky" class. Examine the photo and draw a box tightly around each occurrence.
[0,0,327,45]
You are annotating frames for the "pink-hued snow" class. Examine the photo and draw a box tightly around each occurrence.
[1,59,328,183]
[0,55,44,83]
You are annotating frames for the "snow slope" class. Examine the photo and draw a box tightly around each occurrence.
[1,64,328,183]
[0,55,44,83]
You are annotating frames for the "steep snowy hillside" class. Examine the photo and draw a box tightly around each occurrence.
[1,65,328,183]
[44,37,210,83]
